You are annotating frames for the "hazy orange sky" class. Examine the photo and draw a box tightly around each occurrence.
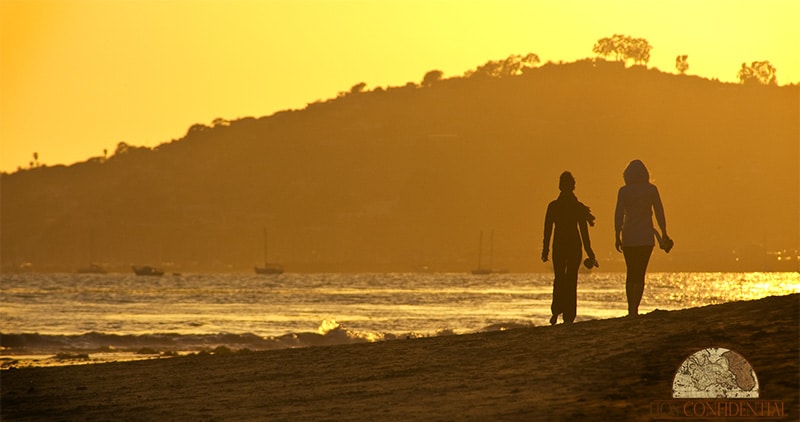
[1,0,798,173]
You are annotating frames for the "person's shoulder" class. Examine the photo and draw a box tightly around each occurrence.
[576,198,592,211]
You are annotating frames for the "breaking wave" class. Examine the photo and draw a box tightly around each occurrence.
[0,319,526,359]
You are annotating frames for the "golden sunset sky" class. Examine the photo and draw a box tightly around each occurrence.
[1,0,798,173]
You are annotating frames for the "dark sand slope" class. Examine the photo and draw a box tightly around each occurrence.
[2,294,798,421]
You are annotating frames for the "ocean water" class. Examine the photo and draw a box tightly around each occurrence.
[1,272,798,366]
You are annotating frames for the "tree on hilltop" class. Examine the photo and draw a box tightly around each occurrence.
[737,61,777,85]
[465,53,540,77]
[338,82,368,97]
[593,34,652,65]
[112,141,150,157]
[421,70,444,86]
[114,142,131,156]
[212,117,231,127]
[676,55,689,74]
[626,37,652,65]
[29,152,41,169]
[350,82,367,94]
[593,34,629,61]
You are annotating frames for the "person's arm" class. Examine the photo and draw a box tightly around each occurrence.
[652,185,668,239]
[579,218,595,260]
[614,187,624,252]
[542,203,554,262]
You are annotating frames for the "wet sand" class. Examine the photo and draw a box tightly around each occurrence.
[2,294,798,421]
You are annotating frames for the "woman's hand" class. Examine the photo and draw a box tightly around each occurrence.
[660,233,674,253]
[583,248,598,269]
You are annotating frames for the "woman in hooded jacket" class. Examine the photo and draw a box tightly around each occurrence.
[614,159,671,316]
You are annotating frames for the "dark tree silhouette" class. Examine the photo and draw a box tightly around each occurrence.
[518,53,541,71]
[421,70,444,86]
[337,82,368,98]
[676,55,689,74]
[626,38,652,65]
[187,123,210,135]
[592,34,626,61]
[465,53,540,77]
[114,142,130,156]
[350,82,367,94]
[212,118,230,127]
[593,34,652,65]
[737,61,778,85]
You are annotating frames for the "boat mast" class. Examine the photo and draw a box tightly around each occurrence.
[477,230,483,270]
[489,229,494,271]
[264,228,274,268]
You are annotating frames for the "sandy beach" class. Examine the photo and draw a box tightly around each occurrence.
[2,293,798,421]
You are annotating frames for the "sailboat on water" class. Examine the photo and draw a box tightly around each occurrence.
[77,230,106,273]
[471,230,494,275]
[255,229,284,275]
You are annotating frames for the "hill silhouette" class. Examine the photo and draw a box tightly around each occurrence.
[2,60,798,273]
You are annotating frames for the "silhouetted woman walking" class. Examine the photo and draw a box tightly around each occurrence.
[542,171,597,325]
[614,159,671,316]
